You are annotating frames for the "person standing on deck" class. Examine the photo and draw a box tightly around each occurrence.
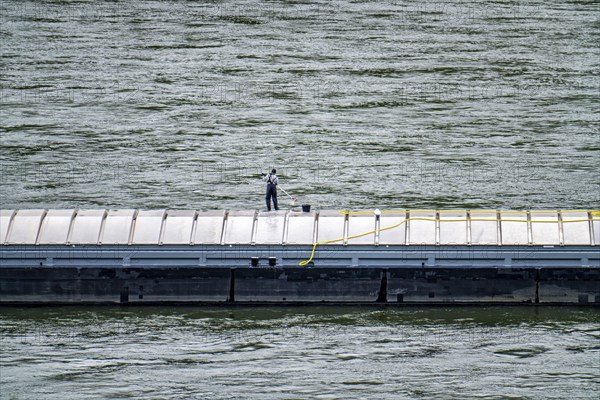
[261,169,279,211]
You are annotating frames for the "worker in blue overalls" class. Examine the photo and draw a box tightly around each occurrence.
[261,169,279,211]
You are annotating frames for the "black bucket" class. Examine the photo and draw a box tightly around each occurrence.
[301,204,311,213]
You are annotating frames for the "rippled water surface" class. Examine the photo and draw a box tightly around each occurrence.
[1,0,598,210]
[1,1,599,398]
[1,306,599,399]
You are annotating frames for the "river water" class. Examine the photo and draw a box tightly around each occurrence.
[0,0,598,210]
[1,1,599,398]
[0,306,599,399]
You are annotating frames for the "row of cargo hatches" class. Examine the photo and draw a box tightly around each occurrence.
[0,209,598,246]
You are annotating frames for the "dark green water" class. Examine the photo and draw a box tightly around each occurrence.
[1,306,599,399]
[1,0,599,398]
[0,0,598,210]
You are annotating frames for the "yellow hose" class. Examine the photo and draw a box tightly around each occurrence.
[298,210,599,266]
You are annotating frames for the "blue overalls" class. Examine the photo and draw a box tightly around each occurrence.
[265,173,278,211]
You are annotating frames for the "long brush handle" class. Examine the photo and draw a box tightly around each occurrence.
[279,186,295,200]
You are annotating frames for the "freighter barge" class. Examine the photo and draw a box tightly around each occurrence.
[1,209,598,305]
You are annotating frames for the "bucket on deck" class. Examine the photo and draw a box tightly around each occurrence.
[302,204,311,212]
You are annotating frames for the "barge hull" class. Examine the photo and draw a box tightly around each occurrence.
[1,266,598,305]
[1,208,598,305]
